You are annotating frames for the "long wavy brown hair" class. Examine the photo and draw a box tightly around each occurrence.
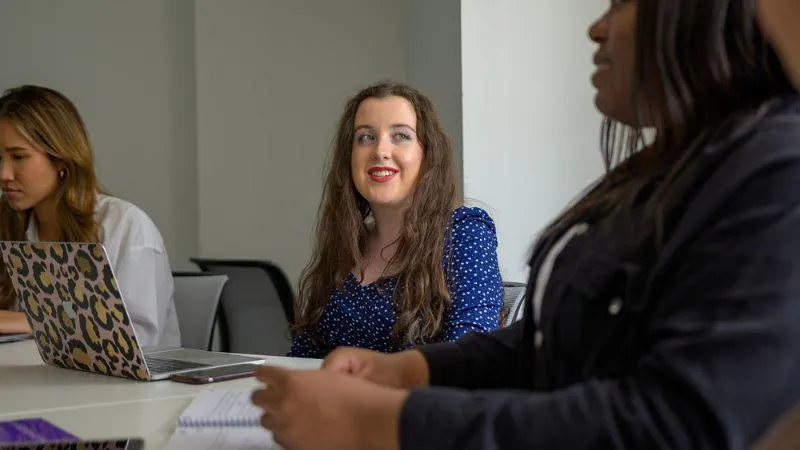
[547,0,796,244]
[0,85,104,310]
[294,81,461,345]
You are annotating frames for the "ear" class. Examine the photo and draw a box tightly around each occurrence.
[47,155,66,174]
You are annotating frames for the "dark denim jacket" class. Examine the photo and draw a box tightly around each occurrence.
[401,95,800,450]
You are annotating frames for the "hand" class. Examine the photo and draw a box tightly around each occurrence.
[321,347,430,389]
[0,310,31,334]
[251,365,408,450]
[757,0,800,86]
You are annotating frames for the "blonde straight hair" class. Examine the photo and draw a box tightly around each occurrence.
[0,85,104,309]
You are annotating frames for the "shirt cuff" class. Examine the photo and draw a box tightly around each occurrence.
[417,341,467,387]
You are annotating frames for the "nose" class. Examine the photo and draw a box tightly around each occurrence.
[0,158,12,182]
[588,12,608,44]
[373,134,392,160]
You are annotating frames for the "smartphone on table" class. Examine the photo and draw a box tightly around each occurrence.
[169,364,259,384]
[0,333,32,344]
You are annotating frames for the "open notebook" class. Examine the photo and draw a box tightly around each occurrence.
[164,388,278,450]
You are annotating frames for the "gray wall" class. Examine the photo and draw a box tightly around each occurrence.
[0,0,199,269]
[407,0,463,186]
[0,0,609,287]
[0,0,411,280]
[194,0,409,283]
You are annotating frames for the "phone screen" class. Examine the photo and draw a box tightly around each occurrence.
[169,364,259,384]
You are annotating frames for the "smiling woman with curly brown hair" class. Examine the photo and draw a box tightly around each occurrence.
[288,81,504,358]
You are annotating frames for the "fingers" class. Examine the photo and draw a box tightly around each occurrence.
[259,405,285,431]
[271,434,292,450]
[255,364,290,385]
[251,384,280,411]
[252,368,286,427]
[260,404,292,450]
[321,347,359,373]
[252,370,295,450]
[252,383,289,437]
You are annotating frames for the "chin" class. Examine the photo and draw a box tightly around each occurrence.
[2,198,30,211]
[366,197,408,210]
[595,101,635,127]
[594,92,613,117]
[362,190,400,206]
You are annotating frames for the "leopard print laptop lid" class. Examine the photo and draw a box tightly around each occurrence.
[0,241,150,381]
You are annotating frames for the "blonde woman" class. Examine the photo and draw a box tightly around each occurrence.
[0,85,180,347]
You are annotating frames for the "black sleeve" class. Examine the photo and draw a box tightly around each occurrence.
[399,138,800,449]
[418,320,525,390]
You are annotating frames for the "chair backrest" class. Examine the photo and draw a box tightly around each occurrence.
[501,281,527,327]
[171,272,229,351]
[190,258,295,356]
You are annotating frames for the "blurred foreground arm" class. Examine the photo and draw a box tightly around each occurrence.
[758,0,800,87]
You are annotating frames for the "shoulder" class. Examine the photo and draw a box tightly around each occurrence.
[448,206,498,248]
[95,195,165,251]
[670,96,800,245]
[718,96,800,168]
[699,96,800,209]
[451,206,496,229]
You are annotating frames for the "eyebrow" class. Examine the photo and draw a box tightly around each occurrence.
[3,146,28,152]
[354,123,417,132]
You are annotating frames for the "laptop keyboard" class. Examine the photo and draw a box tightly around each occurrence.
[144,356,209,374]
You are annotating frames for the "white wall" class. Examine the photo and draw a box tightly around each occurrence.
[461,1,607,283]
[0,0,198,269]
[194,0,409,284]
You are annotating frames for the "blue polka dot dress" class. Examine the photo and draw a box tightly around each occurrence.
[288,206,504,358]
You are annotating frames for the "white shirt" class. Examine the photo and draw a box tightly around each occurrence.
[26,194,181,348]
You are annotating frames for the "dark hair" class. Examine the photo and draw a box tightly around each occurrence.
[550,0,796,243]
[294,81,461,345]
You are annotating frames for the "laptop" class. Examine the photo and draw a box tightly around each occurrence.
[0,241,264,381]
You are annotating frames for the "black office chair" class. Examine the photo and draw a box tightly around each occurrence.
[190,258,295,356]
[501,281,527,327]
[171,271,229,351]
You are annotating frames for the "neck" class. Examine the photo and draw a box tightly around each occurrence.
[33,197,61,241]
[370,204,406,245]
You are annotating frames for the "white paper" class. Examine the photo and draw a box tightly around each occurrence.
[164,427,277,450]
[165,388,280,449]
[178,388,262,427]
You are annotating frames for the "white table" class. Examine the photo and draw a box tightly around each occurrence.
[0,339,321,448]
[0,396,194,448]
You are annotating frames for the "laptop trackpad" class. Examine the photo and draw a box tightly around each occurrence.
[145,348,264,365]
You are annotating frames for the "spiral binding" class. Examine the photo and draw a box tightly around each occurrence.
[178,414,260,428]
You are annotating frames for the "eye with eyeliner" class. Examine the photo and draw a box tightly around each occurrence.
[355,132,376,144]
[392,131,413,143]
[353,125,416,145]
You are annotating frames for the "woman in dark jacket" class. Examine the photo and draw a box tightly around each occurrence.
[251,1,800,449]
